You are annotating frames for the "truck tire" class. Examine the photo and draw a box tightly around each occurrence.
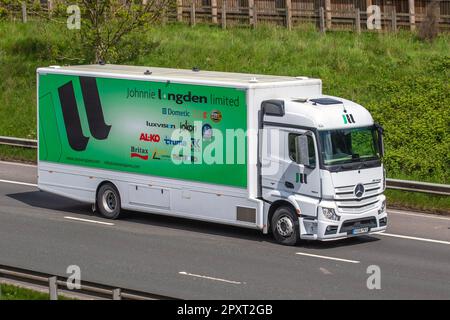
[271,206,300,246]
[97,183,121,219]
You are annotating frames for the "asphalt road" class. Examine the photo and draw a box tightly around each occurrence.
[0,161,449,299]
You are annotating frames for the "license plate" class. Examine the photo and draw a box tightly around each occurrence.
[352,227,369,235]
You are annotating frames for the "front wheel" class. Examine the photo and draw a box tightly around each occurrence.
[271,206,300,246]
[97,183,121,219]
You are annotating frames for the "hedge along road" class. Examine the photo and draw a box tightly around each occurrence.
[0,161,449,299]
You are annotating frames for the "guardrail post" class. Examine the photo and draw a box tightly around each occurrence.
[391,8,397,32]
[319,7,325,33]
[355,8,361,34]
[177,0,183,22]
[190,1,196,26]
[47,0,53,18]
[285,0,292,30]
[21,1,27,23]
[249,0,256,28]
[325,0,331,29]
[408,0,416,31]
[222,0,227,29]
[113,288,122,300]
[48,276,58,300]
[211,0,218,24]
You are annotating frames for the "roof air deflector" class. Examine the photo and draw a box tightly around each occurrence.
[309,98,342,105]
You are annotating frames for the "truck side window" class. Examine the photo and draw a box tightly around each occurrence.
[288,133,316,168]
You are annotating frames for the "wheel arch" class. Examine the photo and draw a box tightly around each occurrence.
[267,199,298,232]
[94,180,120,208]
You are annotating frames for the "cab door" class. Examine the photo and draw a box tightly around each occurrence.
[282,129,321,217]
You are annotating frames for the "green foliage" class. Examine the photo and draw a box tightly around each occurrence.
[0,7,8,19]
[0,283,74,300]
[386,189,450,215]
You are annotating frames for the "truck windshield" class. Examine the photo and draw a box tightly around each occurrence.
[319,126,380,165]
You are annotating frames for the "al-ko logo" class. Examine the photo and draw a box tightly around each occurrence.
[140,133,161,142]
[58,77,111,151]
[130,146,149,160]
[162,108,190,117]
[342,112,356,124]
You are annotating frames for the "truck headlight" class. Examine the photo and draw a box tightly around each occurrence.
[321,207,340,221]
[380,200,386,214]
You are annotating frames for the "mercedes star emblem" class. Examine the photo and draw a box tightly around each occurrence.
[354,183,365,198]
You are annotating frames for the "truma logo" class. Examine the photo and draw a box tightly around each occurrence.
[58,77,111,151]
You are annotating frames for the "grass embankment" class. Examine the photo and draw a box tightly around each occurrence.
[0,21,448,212]
[0,283,73,300]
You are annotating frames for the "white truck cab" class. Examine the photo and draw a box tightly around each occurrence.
[261,96,387,244]
[37,65,387,246]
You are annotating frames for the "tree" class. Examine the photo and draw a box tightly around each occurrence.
[77,0,174,63]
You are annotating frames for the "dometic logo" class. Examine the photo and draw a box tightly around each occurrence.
[58,77,111,151]
[354,183,365,198]
[130,146,148,160]
[342,112,355,124]
[146,121,175,129]
[162,108,190,117]
[140,133,161,143]
[210,110,222,123]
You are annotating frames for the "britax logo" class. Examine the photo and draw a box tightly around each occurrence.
[130,146,148,160]
[140,133,160,143]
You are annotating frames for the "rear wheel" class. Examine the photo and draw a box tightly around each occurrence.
[97,183,121,219]
[271,206,300,246]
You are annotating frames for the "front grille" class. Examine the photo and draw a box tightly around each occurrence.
[335,181,382,214]
[335,181,382,200]
[340,217,377,234]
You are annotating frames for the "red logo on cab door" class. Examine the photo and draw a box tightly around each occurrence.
[140,133,160,142]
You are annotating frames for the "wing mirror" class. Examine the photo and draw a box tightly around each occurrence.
[295,134,310,167]
[375,123,385,157]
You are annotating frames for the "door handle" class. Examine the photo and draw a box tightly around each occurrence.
[285,181,294,189]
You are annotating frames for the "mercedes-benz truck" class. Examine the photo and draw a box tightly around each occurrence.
[37,64,387,245]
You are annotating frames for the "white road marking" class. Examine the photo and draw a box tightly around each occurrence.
[388,209,450,221]
[319,267,332,275]
[178,271,243,285]
[64,216,114,226]
[375,232,450,245]
[0,179,37,187]
[0,160,36,168]
[296,252,360,264]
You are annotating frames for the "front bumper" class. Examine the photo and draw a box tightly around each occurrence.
[300,199,388,241]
